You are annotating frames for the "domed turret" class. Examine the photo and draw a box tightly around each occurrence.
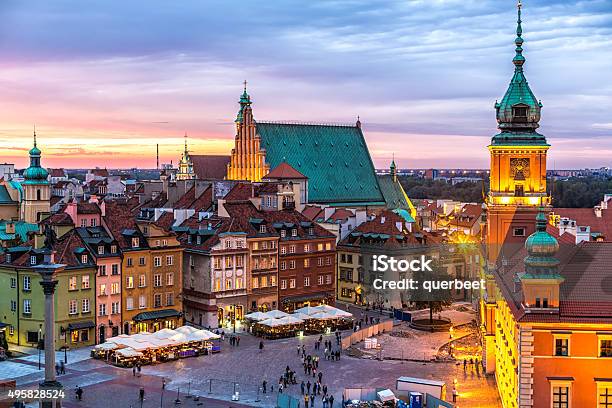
[23,130,49,184]
[492,1,546,146]
[524,210,560,272]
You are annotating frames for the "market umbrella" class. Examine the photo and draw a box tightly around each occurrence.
[175,325,199,335]
[115,348,143,358]
[258,318,286,327]
[151,328,177,339]
[310,311,335,320]
[244,311,268,321]
[263,310,289,319]
[291,312,313,321]
[277,316,304,325]
[95,342,120,351]
[294,306,319,316]
[314,305,353,318]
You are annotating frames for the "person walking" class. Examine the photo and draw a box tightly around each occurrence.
[452,387,458,402]
[263,380,267,394]
[297,345,301,356]
[306,381,311,394]
[304,394,309,408]
[55,363,60,375]
[132,366,136,376]
[137,363,141,377]
[301,381,305,395]
[60,361,65,374]
[259,341,264,352]
[139,387,145,402]
[329,395,334,408]
[75,386,83,401]
[318,372,323,383]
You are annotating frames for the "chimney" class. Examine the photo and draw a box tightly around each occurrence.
[594,206,602,218]
[380,216,386,224]
[5,222,15,234]
[100,201,106,217]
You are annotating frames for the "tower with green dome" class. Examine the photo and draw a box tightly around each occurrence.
[486,1,552,264]
[20,130,50,223]
[519,209,564,309]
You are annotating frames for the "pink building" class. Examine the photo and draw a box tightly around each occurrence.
[63,196,105,228]
[76,225,123,343]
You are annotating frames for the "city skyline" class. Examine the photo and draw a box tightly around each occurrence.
[1,0,611,169]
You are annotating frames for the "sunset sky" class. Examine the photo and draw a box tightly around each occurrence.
[0,0,611,169]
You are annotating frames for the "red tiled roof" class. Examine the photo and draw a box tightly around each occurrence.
[552,207,612,239]
[190,186,213,212]
[264,162,307,180]
[174,186,196,209]
[191,155,230,180]
[42,212,74,226]
[155,212,175,231]
[103,201,146,249]
[302,205,324,221]
[9,229,93,268]
[77,202,101,214]
[327,209,354,223]
[91,169,109,177]
[50,196,63,207]
[49,168,66,178]
[224,183,253,201]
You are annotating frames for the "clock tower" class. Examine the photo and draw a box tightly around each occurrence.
[487,1,551,264]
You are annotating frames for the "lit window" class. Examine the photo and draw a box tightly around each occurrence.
[554,336,569,357]
[252,277,259,289]
[304,258,310,268]
[100,284,107,295]
[81,275,90,289]
[110,283,119,295]
[69,276,77,291]
[289,279,296,289]
[131,238,139,248]
[126,276,134,289]
[598,385,612,408]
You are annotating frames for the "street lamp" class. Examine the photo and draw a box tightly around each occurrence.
[34,260,66,408]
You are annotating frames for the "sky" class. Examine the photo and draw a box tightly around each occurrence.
[0,0,611,169]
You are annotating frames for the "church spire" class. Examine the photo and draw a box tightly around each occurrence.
[236,80,252,123]
[513,0,525,72]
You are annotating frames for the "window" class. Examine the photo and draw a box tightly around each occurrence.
[326,274,332,284]
[260,276,267,287]
[304,276,310,287]
[110,245,117,254]
[10,277,16,288]
[280,261,286,270]
[23,299,31,314]
[215,279,221,291]
[270,276,277,286]
[599,385,612,408]
[111,302,120,314]
[81,254,88,264]
[225,279,232,290]
[100,284,107,296]
[325,242,331,251]
[317,243,323,251]
[318,275,324,285]
[289,245,296,254]
[236,278,243,289]
[280,246,287,255]
[126,257,133,267]
[154,293,162,308]
[154,274,162,287]
[110,283,119,295]
[90,218,97,227]
[111,264,119,275]
[98,265,107,276]
[82,298,90,313]
[214,258,221,269]
[23,276,31,291]
[236,256,243,267]
[304,258,310,268]
[69,299,77,315]
[225,256,232,268]
[318,257,324,266]
[262,241,268,250]
[340,254,346,263]
[69,276,77,291]
[225,240,232,249]
[82,275,90,289]
[252,277,259,289]
[139,295,146,309]
[280,230,286,238]
[513,227,526,237]
[10,300,16,311]
[600,339,612,357]
[126,276,134,289]
[98,303,106,316]
[155,239,160,247]
[259,225,266,233]
[291,229,297,237]
[166,273,174,286]
[139,274,146,287]
[513,106,528,119]
[132,238,139,248]
[289,260,296,269]
[551,385,569,408]
[308,227,314,235]
[304,244,310,253]
[154,256,162,267]
[166,255,173,266]
[289,279,296,289]
[326,257,332,265]
[280,280,287,290]
[139,257,146,266]
[80,219,87,228]
[126,297,134,310]
[166,292,174,306]
[98,245,104,255]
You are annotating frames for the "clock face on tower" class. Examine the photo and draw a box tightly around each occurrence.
[510,158,530,181]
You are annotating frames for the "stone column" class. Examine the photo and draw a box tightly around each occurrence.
[36,263,65,408]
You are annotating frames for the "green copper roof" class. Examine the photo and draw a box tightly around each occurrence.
[23,132,49,183]
[524,210,561,274]
[378,175,411,210]
[0,220,38,242]
[258,122,385,204]
[0,186,16,204]
[493,3,546,146]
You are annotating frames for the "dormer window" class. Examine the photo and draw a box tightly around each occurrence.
[188,235,192,244]
[30,255,37,266]
[131,238,139,248]
[110,245,117,254]
[291,229,298,237]
[512,106,528,122]
[280,230,286,238]
[259,225,267,234]
[98,246,104,255]
[81,254,88,264]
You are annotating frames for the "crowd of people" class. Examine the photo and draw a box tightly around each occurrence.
[261,331,343,407]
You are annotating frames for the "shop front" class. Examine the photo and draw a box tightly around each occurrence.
[131,309,182,333]
[217,300,246,331]
[64,320,95,348]
[280,291,335,313]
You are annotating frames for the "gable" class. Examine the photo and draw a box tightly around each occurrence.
[257,122,384,205]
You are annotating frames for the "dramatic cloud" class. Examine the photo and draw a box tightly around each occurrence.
[0,0,610,168]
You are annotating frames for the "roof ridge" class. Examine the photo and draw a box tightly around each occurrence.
[258,120,356,128]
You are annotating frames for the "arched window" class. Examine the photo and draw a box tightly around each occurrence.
[36,189,41,201]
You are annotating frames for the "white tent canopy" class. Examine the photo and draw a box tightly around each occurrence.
[263,310,289,319]
[291,312,313,321]
[277,316,304,325]
[313,305,353,318]
[244,311,268,321]
[310,311,335,320]
[294,306,319,316]
[115,348,143,358]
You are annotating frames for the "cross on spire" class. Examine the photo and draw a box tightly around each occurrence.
[184,132,188,153]
[33,124,37,147]
[243,80,248,92]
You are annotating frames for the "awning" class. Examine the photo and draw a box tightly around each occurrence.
[133,309,181,322]
[68,321,95,330]
[281,292,331,304]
